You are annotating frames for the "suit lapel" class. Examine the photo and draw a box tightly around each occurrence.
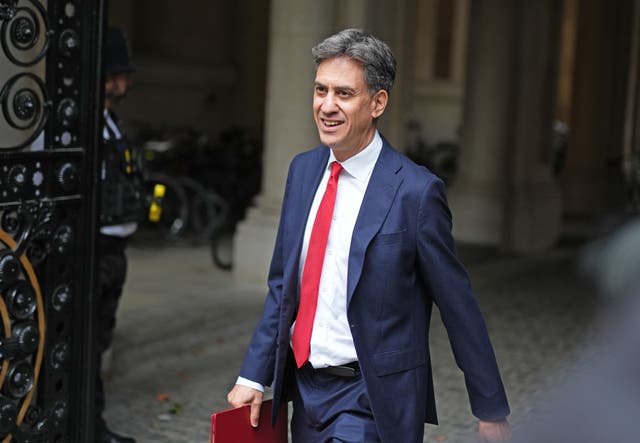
[347,142,403,306]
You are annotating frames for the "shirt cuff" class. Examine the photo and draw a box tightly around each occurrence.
[236,376,264,393]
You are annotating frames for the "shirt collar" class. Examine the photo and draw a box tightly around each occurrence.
[328,130,382,182]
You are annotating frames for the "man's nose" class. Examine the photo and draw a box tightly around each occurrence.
[320,93,338,113]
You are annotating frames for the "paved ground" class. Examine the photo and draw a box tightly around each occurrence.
[102,241,600,442]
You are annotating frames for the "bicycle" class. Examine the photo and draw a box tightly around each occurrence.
[126,122,260,271]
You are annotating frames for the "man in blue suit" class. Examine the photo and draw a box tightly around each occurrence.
[228,28,511,442]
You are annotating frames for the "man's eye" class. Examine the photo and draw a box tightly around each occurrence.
[315,86,327,94]
[337,90,352,97]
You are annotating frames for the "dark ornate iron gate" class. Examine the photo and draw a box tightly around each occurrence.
[0,0,104,441]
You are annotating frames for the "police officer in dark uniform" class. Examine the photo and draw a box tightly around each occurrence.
[95,27,142,443]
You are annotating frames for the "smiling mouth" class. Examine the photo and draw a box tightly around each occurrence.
[322,119,343,128]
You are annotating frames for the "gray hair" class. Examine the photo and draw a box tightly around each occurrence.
[312,28,397,95]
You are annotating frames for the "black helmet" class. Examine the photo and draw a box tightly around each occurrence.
[105,27,135,75]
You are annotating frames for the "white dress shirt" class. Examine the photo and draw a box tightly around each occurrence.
[296,131,382,368]
[237,131,382,392]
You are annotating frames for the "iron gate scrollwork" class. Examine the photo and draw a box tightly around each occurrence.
[0,0,104,442]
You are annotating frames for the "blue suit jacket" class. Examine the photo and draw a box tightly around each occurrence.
[239,138,510,442]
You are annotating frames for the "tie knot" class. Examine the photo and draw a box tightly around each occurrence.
[330,161,343,178]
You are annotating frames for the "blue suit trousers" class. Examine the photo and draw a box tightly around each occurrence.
[291,365,381,442]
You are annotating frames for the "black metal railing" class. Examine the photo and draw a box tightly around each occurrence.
[0,1,104,441]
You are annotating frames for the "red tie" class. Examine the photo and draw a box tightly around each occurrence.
[292,161,343,368]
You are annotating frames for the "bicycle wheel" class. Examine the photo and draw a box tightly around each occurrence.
[176,176,229,244]
[210,223,235,271]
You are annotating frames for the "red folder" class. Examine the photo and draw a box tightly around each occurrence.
[210,399,288,443]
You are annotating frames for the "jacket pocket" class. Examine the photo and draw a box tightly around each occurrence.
[371,229,406,246]
[372,346,425,376]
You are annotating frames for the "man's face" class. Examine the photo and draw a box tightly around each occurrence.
[104,72,133,108]
[313,57,388,161]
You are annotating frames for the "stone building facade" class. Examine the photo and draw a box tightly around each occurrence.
[106,0,640,282]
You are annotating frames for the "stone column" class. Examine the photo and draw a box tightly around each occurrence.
[234,0,335,284]
[449,0,563,251]
[448,0,516,245]
[369,0,418,149]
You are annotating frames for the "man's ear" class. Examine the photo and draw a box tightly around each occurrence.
[371,89,389,119]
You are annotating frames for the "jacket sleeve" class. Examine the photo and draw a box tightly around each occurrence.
[238,162,294,387]
[416,176,510,421]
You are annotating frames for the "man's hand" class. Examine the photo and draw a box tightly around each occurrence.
[478,419,511,442]
[227,384,264,427]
